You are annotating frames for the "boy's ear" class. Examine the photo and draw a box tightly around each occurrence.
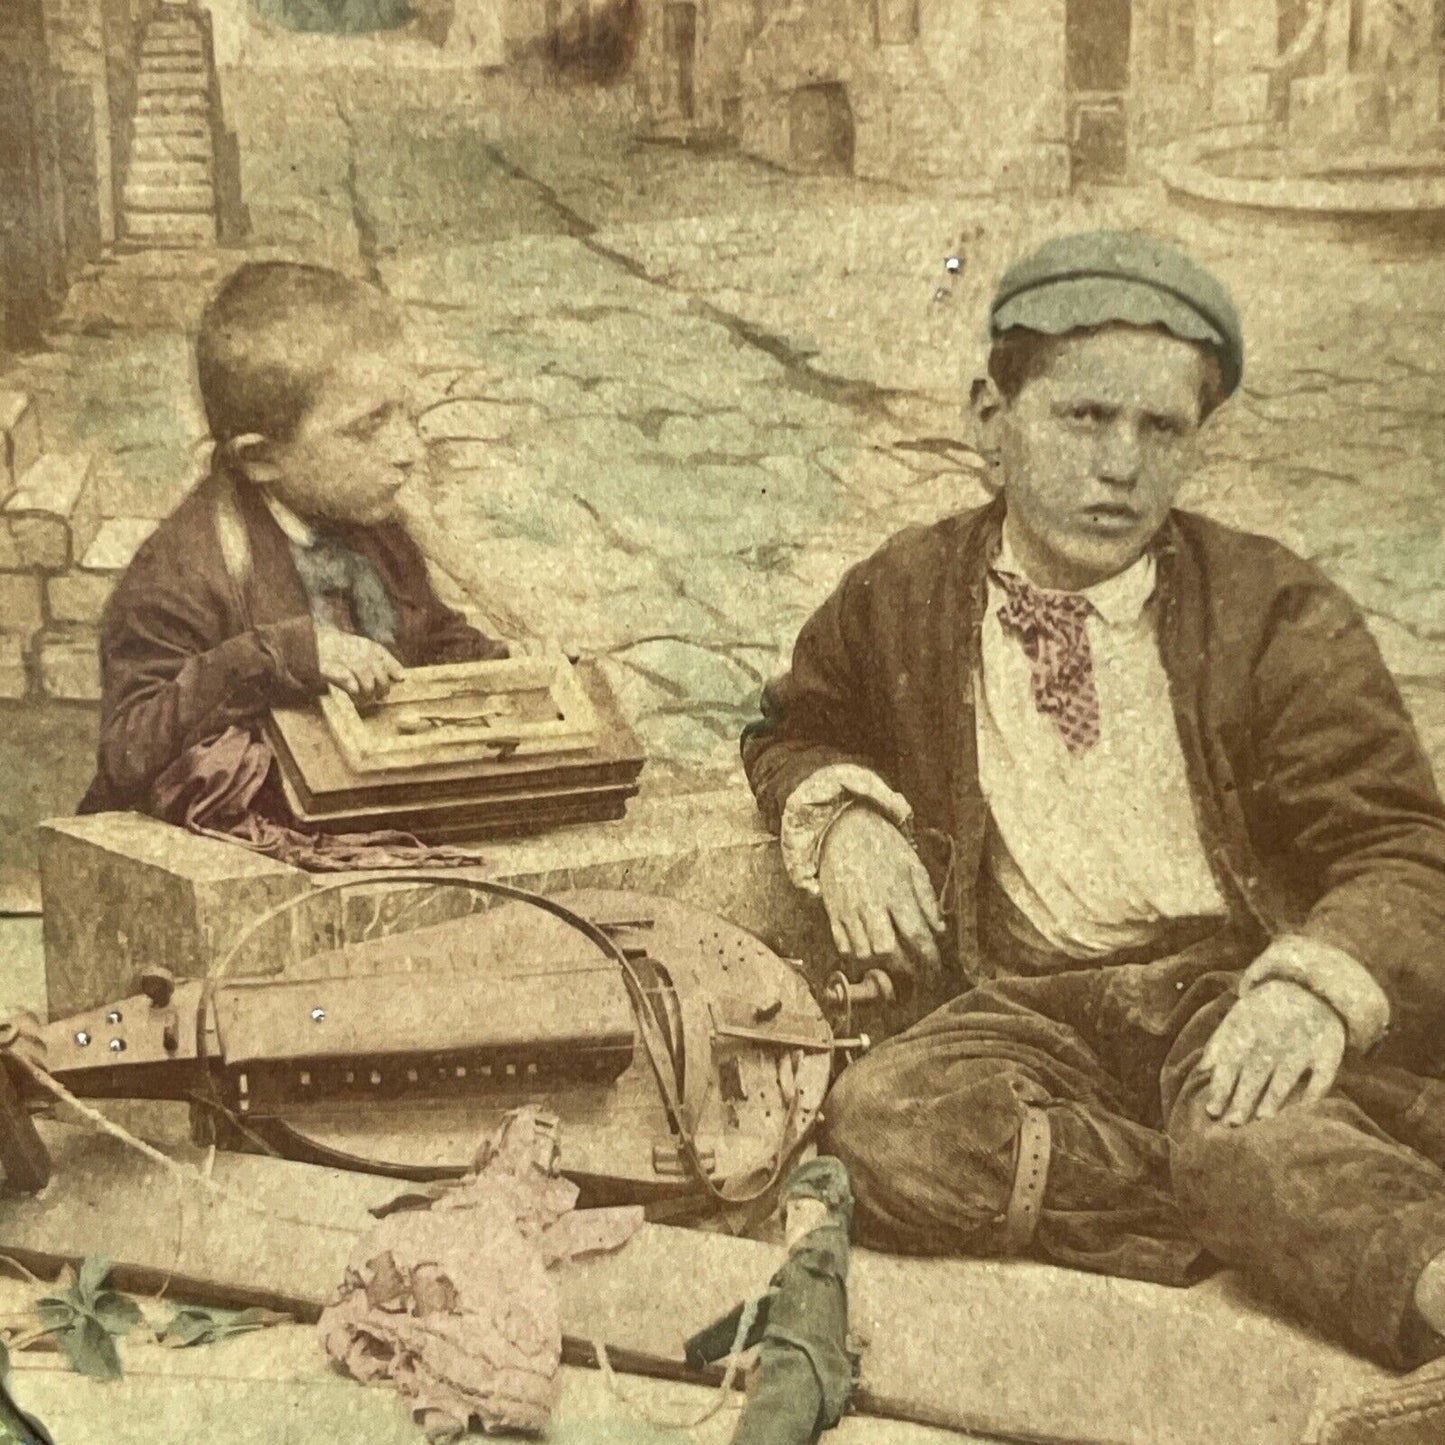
[969,375,1002,423]
[969,376,1005,492]
[223,433,283,485]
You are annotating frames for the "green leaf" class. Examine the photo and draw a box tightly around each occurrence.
[87,1293,141,1337]
[29,1256,139,1382]
[63,1317,122,1382]
[159,1305,290,1349]
[30,1300,72,1333]
[74,1257,114,1305]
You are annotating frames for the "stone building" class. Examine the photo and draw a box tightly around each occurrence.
[635,0,1443,193]
[1,0,160,351]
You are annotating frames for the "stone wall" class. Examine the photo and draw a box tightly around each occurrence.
[0,0,154,351]
[736,0,1069,193]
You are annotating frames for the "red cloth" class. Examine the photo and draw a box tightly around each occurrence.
[993,569,1101,755]
[148,725,485,873]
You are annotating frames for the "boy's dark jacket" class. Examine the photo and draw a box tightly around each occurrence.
[80,466,502,815]
[742,494,1445,1065]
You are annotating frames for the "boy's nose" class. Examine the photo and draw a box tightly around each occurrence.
[388,418,425,469]
[1096,421,1143,486]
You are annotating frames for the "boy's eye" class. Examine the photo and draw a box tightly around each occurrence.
[345,404,398,440]
[1063,403,1110,425]
[1143,414,1188,439]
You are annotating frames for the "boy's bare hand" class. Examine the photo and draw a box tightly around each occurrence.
[1200,979,1346,1128]
[817,805,945,992]
[316,627,405,704]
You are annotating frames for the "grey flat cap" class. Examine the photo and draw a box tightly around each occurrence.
[989,230,1244,396]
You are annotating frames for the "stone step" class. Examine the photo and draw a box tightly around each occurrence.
[0,572,44,638]
[120,210,217,245]
[131,111,211,137]
[0,393,42,493]
[145,19,205,40]
[136,91,209,117]
[137,70,209,95]
[139,48,206,68]
[126,158,213,190]
[138,59,207,84]
[1,452,94,571]
[131,129,213,163]
[122,183,216,214]
[80,517,157,575]
[141,36,205,57]
[35,627,100,703]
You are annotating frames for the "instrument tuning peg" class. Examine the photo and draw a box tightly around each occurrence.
[139,968,176,1009]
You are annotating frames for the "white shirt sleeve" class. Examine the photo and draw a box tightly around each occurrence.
[778,764,915,897]
[1239,934,1392,1052]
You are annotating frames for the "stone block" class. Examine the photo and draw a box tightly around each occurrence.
[38,788,828,1018]
[0,635,28,700]
[1288,73,1391,149]
[0,392,41,493]
[80,517,156,573]
[2,452,94,570]
[47,570,113,625]
[35,628,100,702]
[40,817,313,1018]
[0,571,44,635]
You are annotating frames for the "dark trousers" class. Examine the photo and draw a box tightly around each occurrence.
[820,926,1445,1368]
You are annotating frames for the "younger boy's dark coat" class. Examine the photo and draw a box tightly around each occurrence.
[80,466,501,814]
[742,494,1445,1067]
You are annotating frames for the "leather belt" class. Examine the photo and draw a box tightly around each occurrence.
[1002,1106,1051,1255]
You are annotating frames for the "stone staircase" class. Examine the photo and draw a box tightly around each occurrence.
[0,392,155,704]
[120,3,224,249]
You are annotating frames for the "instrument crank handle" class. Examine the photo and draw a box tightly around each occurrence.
[824,969,896,1013]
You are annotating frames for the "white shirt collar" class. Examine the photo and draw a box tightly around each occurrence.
[260,491,318,549]
[994,517,1156,628]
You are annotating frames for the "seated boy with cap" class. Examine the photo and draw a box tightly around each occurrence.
[743,230,1445,1369]
[80,261,507,816]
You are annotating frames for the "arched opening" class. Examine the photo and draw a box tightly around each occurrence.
[787,82,855,175]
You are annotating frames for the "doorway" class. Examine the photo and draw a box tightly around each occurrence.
[788,83,854,174]
[1065,0,1131,184]
[663,3,697,120]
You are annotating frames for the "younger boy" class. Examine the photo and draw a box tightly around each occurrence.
[80,261,506,816]
[743,231,1445,1370]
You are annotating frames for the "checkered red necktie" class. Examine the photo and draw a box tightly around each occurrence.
[993,570,1101,755]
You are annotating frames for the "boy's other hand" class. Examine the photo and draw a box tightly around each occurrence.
[1200,979,1346,1128]
[818,804,945,992]
[316,627,405,704]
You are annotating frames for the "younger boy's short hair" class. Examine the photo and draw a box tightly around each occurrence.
[195,262,400,445]
[987,324,1229,421]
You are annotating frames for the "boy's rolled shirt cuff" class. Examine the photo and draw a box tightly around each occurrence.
[251,614,324,695]
[779,764,914,896]
[1239,933,1392,1053]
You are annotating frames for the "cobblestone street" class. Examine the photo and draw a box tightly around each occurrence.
[10,69,1445,807]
